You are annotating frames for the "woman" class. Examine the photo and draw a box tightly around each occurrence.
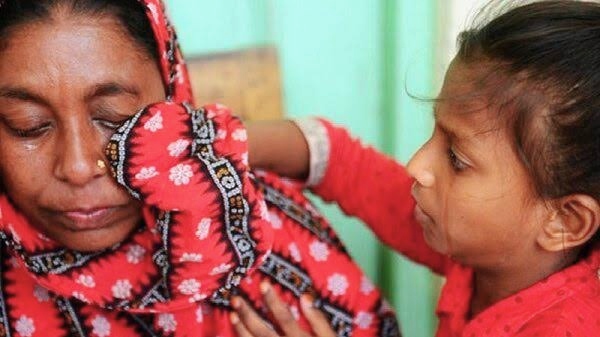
[0,0,398,336]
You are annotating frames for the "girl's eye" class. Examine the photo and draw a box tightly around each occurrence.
[447,148,468,171]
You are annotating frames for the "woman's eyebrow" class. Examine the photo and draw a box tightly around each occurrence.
[85,82,140,101]
[0,87,48,106]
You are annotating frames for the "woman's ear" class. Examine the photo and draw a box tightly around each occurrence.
[537,194,600,252]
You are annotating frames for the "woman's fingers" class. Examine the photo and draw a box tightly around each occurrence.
[231,296,278,337]
[300,295,337,337]
[260,282,303,337]
[231,312,255,337]
[231,283,337,337]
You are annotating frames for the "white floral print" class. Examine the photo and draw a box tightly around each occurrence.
[179,253,203,262]
[76,274,96,288]
[37,233,51,241]
[290,305,300,321]
[15,315,35,337]
[189,293,208,303]
[157,313,177,333]
[379,300,394,314]
[175,64,186,85]
[33,285,50,302]
[146,3,160,23]
[135,166,159,180]
[167,139,190,157]
[72,291,89,303]
[241,152,249,166]
[288,243,302,262]
[232,128,247,142]
[8,257,19,268]
[9,224,21,244]
[268,211,283,229]
[169,164,193,186]
[143,111,163,132]
[360,276,375,295]
[259,202,269,221]
[354,311,374,329]
[126,244,146,264]
[216,129,227,140]
[178,279,201,295]
[327,273,349,296]
[111,279,132,299]
[195,218,211,240]
[196,306,204,323]
[309,241,330,262]
[209,263,232,275]
[91,315,111,337]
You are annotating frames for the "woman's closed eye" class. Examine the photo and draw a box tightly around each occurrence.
[92,105,135,135]
[93,118,123,130]
[0,115,52,138]
[447,147,468,171]
[8,123,51,138]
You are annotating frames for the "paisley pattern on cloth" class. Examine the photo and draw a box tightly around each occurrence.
[0,1,401,336]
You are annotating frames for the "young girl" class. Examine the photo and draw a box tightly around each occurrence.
[234,1,600,336]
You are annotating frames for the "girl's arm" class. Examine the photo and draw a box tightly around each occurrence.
[247,120,310,181]
[247,118,449,274]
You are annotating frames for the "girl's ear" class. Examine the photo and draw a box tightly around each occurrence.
[537,195,600,252]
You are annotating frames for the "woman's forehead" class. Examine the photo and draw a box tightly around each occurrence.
[0,16,164,103]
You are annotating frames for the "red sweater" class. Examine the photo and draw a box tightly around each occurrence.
[312,120,600,337]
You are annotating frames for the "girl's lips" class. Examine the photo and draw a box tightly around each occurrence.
[414,204,434,227]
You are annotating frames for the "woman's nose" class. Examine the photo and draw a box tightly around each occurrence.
[406,143,435,187]
[54,123,106,186]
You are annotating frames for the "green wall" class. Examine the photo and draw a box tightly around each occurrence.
[166,1,438,336]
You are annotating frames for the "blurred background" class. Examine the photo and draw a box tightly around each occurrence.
[165,1,486,336]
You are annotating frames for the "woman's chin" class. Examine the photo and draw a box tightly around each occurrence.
[42,222,140,252]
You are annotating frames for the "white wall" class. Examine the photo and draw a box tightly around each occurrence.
[437,0,488,74]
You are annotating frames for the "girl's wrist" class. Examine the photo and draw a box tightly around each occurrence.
[292,118,330,187]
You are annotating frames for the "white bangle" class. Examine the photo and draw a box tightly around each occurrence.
[293,118,330,187]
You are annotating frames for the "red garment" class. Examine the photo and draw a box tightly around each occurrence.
[312,119,600,337]
[0,1,399,337]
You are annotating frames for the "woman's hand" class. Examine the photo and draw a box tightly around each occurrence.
[230,282,336,337]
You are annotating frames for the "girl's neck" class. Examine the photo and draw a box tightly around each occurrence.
[469,252,577,318]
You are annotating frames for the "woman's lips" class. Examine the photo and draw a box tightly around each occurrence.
[60,207,119,231]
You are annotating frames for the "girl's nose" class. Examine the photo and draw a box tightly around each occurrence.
[406,143,435,187]
[54,123,106,186]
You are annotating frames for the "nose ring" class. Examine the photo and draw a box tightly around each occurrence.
[97,160,106,170]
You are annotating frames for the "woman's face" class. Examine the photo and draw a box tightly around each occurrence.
[0,14,165,251]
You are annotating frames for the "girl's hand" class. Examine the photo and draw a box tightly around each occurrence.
[230,282,336,337]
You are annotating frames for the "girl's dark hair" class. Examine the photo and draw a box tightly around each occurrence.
[456,1,600,249]
[0,0,158,60]
[457,0,600,202]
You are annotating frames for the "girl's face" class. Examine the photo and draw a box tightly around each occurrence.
[0,15,165,251]
[407,60,549,270]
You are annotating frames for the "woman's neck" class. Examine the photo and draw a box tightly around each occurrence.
[469,251,577,318]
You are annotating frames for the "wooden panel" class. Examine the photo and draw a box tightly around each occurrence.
[186,46,284,120]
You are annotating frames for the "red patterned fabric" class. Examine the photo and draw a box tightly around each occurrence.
[0,1,399,337]
[313,118,600,337]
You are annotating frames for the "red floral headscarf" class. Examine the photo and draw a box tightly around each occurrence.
[0,1,400,336]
